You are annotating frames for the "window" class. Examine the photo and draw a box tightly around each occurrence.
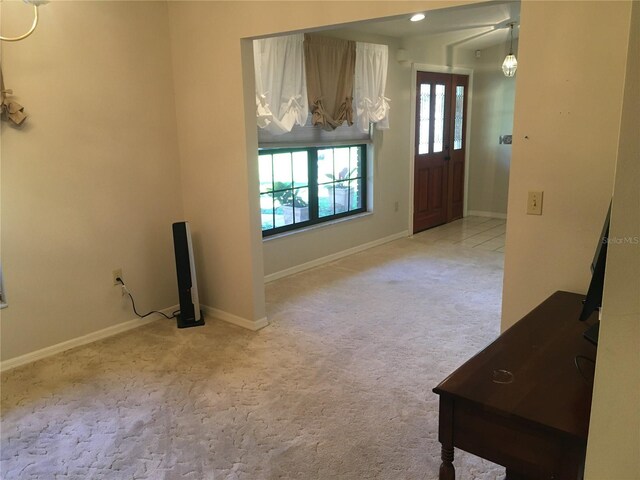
[259,144,367,236]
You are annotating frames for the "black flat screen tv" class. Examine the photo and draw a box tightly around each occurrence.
[579,201,612,345]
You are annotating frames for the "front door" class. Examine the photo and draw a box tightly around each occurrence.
[413,72,468,233]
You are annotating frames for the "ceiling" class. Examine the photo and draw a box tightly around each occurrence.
[350,1,520,50]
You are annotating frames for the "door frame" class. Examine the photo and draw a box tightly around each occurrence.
[408,63,474,235]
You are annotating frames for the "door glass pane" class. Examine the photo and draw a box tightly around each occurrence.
[418,84,431,154]
[433,84,445,153]
[454,85,465,150]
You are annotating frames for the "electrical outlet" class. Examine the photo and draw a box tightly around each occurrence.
[527,191,543,215]
[112,269,123,286]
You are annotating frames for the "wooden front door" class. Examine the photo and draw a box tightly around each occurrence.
[413,72,468,233]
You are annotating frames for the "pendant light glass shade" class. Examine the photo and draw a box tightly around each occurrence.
[502,54,518,77]
[502,23,518,77]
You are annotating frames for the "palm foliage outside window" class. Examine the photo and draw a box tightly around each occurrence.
[259,145,366,236]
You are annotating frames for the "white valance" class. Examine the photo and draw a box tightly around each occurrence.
[253,34,308,135]
[354,42,390,133]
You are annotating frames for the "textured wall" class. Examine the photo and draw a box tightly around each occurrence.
[501,1,631,327]
[464,40,517,216]
[585,1,640,477]
[262,28,411,277]
[0,2,184,361]
[166,1,473,322]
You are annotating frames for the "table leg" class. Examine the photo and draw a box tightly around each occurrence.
[438,396,455,480]
[439,445,455,480]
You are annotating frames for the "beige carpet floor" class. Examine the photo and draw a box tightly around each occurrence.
[1,217,507,479]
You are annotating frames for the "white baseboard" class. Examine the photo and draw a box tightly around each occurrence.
[201,305,268,331]
[264,230,409,283]
[0,304,179,373]
[467,210,507,220]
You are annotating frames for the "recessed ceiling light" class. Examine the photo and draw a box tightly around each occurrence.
[410,13,426,22]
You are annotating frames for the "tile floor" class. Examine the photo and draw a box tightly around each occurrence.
[413,216,506,252]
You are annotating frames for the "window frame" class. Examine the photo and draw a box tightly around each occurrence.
[259,144,368,237]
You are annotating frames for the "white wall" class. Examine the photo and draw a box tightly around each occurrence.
[501,1,632,327]
[262,27,519,277]
[262,29,411,277]
[0,0,637,474]
[585,2,640,477]
[0,2,183,361]
[463,40,517,216]
[166,0,473,325]
[402,31,465,66]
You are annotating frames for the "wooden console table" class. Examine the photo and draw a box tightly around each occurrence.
[433,291,597,480]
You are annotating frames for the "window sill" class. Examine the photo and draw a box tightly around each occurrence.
[263,211,373,242]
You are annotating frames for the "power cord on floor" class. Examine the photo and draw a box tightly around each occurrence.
[116,277,179,320]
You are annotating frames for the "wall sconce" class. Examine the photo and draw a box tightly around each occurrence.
[0,0,48,43]
[502,23,518,77]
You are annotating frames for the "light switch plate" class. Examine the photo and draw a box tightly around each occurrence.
[527,191,543,215]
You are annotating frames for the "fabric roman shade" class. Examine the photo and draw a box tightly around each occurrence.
[254,33,390,145]
[354,42,390,132]
[253,34,308,135]
[257,113,371,147]
[303,34,356,131]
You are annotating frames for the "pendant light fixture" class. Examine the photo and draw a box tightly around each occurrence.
[502,23,518,77]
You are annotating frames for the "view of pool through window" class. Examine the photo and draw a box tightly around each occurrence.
[259,145,366,236]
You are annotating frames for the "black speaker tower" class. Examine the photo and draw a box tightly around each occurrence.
[172,221,204,328]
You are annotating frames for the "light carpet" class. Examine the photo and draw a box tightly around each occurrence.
[1,221,506,479]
